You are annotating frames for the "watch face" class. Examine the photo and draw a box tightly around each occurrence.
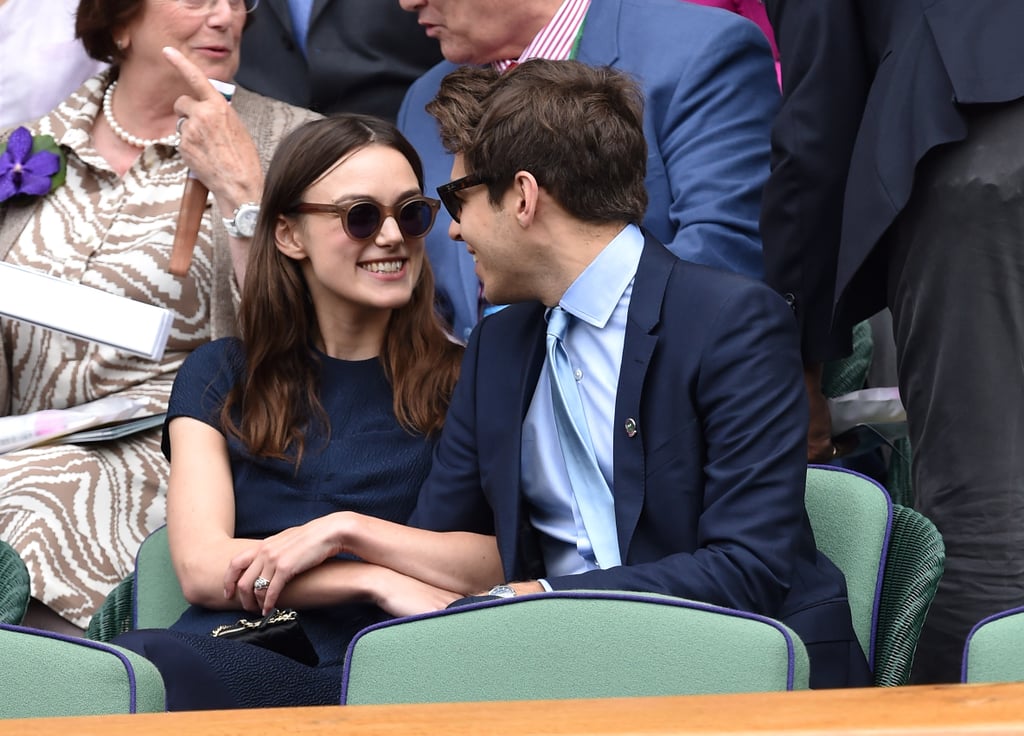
[236,204,259,238]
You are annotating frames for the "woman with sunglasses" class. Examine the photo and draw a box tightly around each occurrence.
[113,115,467,710]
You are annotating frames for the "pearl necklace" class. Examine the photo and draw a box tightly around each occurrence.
[102,81,179,149]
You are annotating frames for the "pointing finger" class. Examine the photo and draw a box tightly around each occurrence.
[161,46,222,102]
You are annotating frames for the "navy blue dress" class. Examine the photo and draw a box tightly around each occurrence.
[115,338,435,709]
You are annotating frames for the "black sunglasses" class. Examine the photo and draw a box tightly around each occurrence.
[437,174,487,223]
[291,196,441,241]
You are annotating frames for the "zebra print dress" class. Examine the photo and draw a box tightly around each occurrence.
[0,72,215,627]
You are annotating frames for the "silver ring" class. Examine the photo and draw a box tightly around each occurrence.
[253,576,270,592]
[176,116,187,135]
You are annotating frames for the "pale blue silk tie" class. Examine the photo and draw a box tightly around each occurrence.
[287,0,314,56]
[545,307,622,568]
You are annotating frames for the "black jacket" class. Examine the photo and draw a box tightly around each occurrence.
[236,0,443,120]
[761,0,1024,360]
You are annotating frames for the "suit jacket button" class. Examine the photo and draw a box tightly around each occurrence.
[624,418,638,437]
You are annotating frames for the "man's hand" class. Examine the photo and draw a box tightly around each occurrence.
[371,567,462,617]
[804,362,838,462]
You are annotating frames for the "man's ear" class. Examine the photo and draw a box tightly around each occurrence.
[275,215,307,261]
[513,170,540,227]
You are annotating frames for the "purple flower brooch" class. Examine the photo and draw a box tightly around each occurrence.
[0,127,67,204]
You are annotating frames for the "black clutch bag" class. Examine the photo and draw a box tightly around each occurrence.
[211,608,319,667]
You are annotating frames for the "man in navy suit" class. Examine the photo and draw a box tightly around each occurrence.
[760,0,1024,682]
[235,0,442,120]
[408,60,869,689]
[396,0,779,341]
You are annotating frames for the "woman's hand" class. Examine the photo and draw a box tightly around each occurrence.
[161,46,263,217]
[224,514,349,613]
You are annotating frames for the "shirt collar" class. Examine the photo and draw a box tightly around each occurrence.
[22,69,112,174]
[558,223,644,329]
[492,0,591,73]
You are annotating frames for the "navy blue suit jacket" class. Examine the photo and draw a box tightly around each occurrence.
[412,234,867,687]
[236,0,442,120]
[397,0,779,341]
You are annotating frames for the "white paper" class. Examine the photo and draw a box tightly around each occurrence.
[828,387,906,435]
[0,262,173,360]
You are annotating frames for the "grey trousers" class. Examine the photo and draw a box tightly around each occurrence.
[887,97,1024,684]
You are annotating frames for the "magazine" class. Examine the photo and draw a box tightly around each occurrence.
[0,396,163,455]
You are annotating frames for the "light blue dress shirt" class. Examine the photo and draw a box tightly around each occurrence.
[521,224,644,581]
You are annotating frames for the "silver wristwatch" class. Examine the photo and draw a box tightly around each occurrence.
[487,584,517,599]
[223,202,260,238]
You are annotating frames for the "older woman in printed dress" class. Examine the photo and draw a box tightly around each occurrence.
[0,0,317,633]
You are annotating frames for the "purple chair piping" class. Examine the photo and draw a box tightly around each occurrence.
[960,604,1024,682]
[809,464,893,671]
[0,622,139,712]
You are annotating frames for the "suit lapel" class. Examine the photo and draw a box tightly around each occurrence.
[483,304,548,581]
[575,0,622,67]
[265,0,329,34]
[263,0,294,34]
[613,234,673,558]
[309,0,331,29]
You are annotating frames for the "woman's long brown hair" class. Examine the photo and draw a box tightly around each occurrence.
[221,115,463,462]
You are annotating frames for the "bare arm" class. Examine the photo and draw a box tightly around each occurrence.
[167,417,461,616]
[224,511,503,613]
[343,513,503,595]
[165,416,261,609]
[243,559,461,618]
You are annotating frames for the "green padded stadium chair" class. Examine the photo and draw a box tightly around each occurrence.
[962,606,1024,683]
[341,591,809,705]
[0,540,30,625]
[804,466,944,686]
[0,622,165,718]
[87,525,189,641]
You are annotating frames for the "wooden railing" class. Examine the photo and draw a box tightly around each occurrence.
[2,682,1024,735]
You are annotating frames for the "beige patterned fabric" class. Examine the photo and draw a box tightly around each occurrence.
[0,71,318,627]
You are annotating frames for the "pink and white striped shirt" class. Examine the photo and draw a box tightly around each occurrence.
[493,0,592,73]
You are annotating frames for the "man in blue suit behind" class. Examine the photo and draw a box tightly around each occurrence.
[397,0,779,341]
[407,60,869,689]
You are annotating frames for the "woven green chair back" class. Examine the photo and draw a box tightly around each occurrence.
[342,592,808,705]
[0,541,30,625]
[86,575,135,642]
[873,503,944,685]
[822,319,873,398]
[0,623,165,717]
[804,466,944,686]
[87,525,189,641]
